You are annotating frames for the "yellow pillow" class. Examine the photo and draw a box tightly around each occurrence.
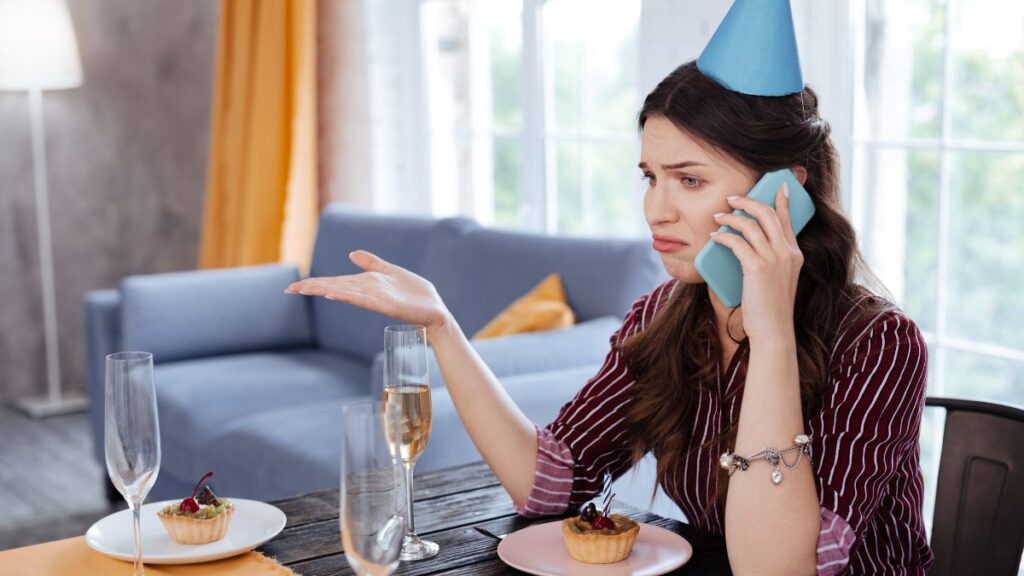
[472,273,576,340]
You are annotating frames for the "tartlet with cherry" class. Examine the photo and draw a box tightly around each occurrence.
[561,496,639,564]
[156,471,234,545]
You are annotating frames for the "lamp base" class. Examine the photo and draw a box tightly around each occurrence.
[11,393,89,418]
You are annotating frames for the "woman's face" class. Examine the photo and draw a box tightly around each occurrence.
[640,115,758,283]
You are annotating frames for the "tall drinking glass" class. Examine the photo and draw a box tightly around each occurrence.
[105,352,161,576]
[341,400,407,576]
[382,325,438,560]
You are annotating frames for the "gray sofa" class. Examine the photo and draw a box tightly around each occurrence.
[83,204,667,502]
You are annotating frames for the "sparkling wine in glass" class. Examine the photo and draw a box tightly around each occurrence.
[105,352,161,576]
[341,400,407,576]
[382,325,438,561]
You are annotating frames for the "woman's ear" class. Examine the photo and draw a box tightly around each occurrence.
[791,165,808,185]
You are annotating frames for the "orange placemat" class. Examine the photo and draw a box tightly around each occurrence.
[0,536,298,576]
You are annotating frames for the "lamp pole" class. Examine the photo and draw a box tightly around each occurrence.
[12,88,87,417]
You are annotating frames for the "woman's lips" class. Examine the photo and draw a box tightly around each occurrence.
[652,236,688,253]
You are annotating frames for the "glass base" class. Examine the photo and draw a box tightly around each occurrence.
[400,534,439,561]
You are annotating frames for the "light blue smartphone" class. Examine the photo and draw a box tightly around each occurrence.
[694,169,815,308]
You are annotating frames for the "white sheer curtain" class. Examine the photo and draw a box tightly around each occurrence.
[318,0,372,210]
[321,0,431,215]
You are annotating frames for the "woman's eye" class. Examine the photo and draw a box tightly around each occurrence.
[641,173,656,185]
[681,176,702,188]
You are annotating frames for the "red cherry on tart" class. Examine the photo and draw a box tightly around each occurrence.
[178,470,212,513]
[590,515,616,530]
[179,498,200,514]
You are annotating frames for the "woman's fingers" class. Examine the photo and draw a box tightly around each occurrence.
[291,275,390,311]
[350,250,394,273]
[322,282,378,308]
[713,211,771,259]
[285,250,396,295]
[774,183,799,248]
[724,194,786,248]
[286,276,331,295]
[710,229,760,272]
[286,273,369,297]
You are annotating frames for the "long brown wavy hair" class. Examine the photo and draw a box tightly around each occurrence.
[622,61,891,515]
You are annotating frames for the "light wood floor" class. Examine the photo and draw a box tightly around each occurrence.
[0,405,123,551]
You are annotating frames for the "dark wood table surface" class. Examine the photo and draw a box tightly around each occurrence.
[258,461,732,575]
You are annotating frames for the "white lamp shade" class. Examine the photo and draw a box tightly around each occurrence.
[0,0,83,90]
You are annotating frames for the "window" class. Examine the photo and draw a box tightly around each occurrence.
[853,0,1024,407]
[420,0,645,236]
[852,0,1024,541]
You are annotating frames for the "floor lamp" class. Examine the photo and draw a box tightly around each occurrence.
[0,0,88,417]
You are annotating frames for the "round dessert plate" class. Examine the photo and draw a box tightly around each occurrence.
[85,499,286,565]
[497,520,692,576]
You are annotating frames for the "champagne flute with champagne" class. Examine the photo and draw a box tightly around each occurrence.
[382,325,438,560]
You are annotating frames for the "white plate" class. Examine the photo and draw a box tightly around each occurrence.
[497,520,693,576]
[85,499,287,565]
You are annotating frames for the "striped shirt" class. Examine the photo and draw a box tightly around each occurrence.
[518,280,934,575]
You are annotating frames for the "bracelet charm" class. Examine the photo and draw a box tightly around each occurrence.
[719,434,812,485]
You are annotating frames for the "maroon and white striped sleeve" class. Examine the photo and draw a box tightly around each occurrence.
[515,426,576,517]
[516,282,675,518]
[809,311,929,575]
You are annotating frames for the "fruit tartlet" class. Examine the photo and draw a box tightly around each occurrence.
[561,497,639,564]
[157,471,234,545]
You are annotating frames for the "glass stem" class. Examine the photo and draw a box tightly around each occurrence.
[404,461,417,538]
[131,501,145,576]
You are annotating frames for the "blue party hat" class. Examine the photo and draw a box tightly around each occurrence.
[696,0,804,97]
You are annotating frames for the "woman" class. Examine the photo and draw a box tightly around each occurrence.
[287,61,933,575]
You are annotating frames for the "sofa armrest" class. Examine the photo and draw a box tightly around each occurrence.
[84,289,122,464]
[369,316,618,392]
[120,264,314,364]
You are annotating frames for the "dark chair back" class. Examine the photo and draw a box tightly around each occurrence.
[927,397,1024,576]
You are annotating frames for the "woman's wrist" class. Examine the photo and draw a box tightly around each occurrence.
[427,311,461,345]
[747,325,797,351]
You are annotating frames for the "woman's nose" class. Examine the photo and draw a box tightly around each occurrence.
[645,184,678,225]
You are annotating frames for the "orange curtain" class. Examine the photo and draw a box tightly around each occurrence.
[200,0,318,271]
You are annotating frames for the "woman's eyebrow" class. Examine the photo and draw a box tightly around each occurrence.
[638,161,708,170]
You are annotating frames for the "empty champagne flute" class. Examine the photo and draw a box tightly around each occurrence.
[105,352,161,576]
[382,325,438,560]
[341,400,407,576]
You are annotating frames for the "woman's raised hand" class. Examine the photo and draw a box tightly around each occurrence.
[708,183,804,344]
[285,250,453,333]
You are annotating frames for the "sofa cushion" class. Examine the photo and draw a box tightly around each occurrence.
[121,265,313,363]
[154,349,371,478]
[308,206,477,360]
[201,365,602,501]
[473,273,575,340]
[446,226,666,336]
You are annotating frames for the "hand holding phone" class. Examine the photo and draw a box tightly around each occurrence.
[694,169,815,308]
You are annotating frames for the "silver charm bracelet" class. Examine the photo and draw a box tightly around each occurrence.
[719,434,813,485]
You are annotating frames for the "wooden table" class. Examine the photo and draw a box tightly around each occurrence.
[258,461,732,575]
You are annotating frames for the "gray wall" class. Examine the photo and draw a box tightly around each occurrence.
[0,0,217,401]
